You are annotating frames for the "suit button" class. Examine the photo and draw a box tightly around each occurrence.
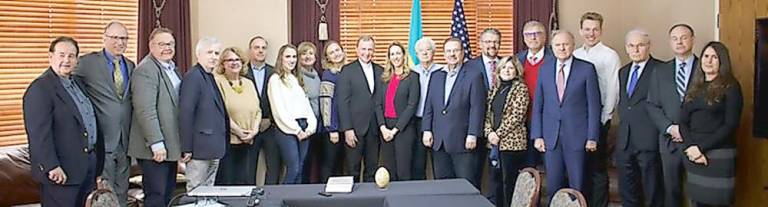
[628,106,632,110]
[84,148,89,153]
[83,132,88,137]
[442,110,447,115]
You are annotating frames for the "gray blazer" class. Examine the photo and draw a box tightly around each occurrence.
[74,50,135,152]
[128,54,182,161]
[646,57,698,153]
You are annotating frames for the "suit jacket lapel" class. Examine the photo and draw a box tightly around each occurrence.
[49,70,84,127]
[628,60,655,103]
[152,57,179,106]
[445,66,467,109]
[560,61,577,106]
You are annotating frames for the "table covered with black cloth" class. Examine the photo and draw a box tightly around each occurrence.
[176,179,493,207]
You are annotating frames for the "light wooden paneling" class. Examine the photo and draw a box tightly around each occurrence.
[719,0,768,205]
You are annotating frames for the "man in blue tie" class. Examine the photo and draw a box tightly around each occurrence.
[530,30,601,201]
[646,24,698,207]
[616,29,664,207]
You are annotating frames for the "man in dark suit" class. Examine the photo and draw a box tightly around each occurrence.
[179,37,229,191]
[73,21,134,206]
[422,37,486,189]
[530,30,601,201]
[616,29,663,207]
[646,24,699,207]
[336,35,383,182]
[464,27,501,204]
[128,28,182,207]
[24,36,104,207]
[241,35,279,185]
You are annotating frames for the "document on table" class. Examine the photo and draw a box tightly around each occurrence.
[324,176,354,193]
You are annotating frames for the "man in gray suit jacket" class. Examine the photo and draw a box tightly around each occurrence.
[73,21,134,207]
[646,24,698,207]
[128,27,183,207]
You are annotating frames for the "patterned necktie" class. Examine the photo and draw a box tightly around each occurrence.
[676,62,687,101]
[113,58,124,99]
[627,64,640,97]
[490,60,497,87]
[556,63,566,102]
[530,56,538,64]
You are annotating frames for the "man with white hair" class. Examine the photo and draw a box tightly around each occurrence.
[410,37,443,180]
[530,30,601,201]
[179,37,228,191]
[616,29,664,207]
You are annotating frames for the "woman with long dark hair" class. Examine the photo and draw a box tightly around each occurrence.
[267,44,318,184]
[680,41,743,206]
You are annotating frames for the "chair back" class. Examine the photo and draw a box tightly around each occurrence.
[510,167,542,207]
[549,188,587,207]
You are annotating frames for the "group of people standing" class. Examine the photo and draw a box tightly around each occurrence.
[24,11,742,207]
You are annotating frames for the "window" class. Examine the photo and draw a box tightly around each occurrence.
[340,0,514,64]
[0,0,139,147]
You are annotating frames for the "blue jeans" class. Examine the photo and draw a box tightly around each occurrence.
[274,130,310,184]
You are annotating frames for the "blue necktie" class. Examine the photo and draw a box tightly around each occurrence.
[627,65,640,97]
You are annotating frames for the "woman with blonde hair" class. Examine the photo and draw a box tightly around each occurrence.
[483,56,530,207]
[374,41,420,180]
[213,47,262,185]
[319,40,347,182]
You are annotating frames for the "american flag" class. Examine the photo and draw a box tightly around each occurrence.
[450,0,472,61]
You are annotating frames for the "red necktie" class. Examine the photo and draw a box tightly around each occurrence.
[490,60,497,87]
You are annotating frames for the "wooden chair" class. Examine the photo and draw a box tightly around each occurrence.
[510,167,542,207]
[549,188,587,207]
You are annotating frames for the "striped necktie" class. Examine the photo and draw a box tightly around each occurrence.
[676,62,687,101]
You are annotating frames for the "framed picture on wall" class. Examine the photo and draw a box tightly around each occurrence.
[755,18,768,138]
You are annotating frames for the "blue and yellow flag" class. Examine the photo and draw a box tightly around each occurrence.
[407,0,422,66]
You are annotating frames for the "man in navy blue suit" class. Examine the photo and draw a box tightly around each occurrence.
[422,37,486,189]
[530,30,601,201]
[24,36,104,206]
[179,37,229,191]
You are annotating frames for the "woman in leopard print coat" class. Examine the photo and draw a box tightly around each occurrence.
[483,56,530,207]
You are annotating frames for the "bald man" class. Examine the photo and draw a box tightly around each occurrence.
[74,21,135,207]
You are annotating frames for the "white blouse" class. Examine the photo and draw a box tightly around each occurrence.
[267,73,318,135]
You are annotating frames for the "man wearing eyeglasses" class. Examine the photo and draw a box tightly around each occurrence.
[464,28,501,204]
[516,20,555,170]
[179,37,229,192]
[128,27,183,207]
[73,21,135,207]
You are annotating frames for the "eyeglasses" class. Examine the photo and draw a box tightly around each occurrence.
[156,42,176,48]
[224,58,242,63]
[523,31,544,37]
[105,35,129,41]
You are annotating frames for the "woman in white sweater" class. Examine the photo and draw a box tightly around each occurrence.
[267,44,317,184]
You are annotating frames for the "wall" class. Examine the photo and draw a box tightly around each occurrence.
[190,0,290,65]
[558,0,717,63]
[719,0,768,205]
[190,0,291,185]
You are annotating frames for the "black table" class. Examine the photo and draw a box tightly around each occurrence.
[176,179,493,207]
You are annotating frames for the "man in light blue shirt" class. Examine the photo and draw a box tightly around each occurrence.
[410,37,443,180]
